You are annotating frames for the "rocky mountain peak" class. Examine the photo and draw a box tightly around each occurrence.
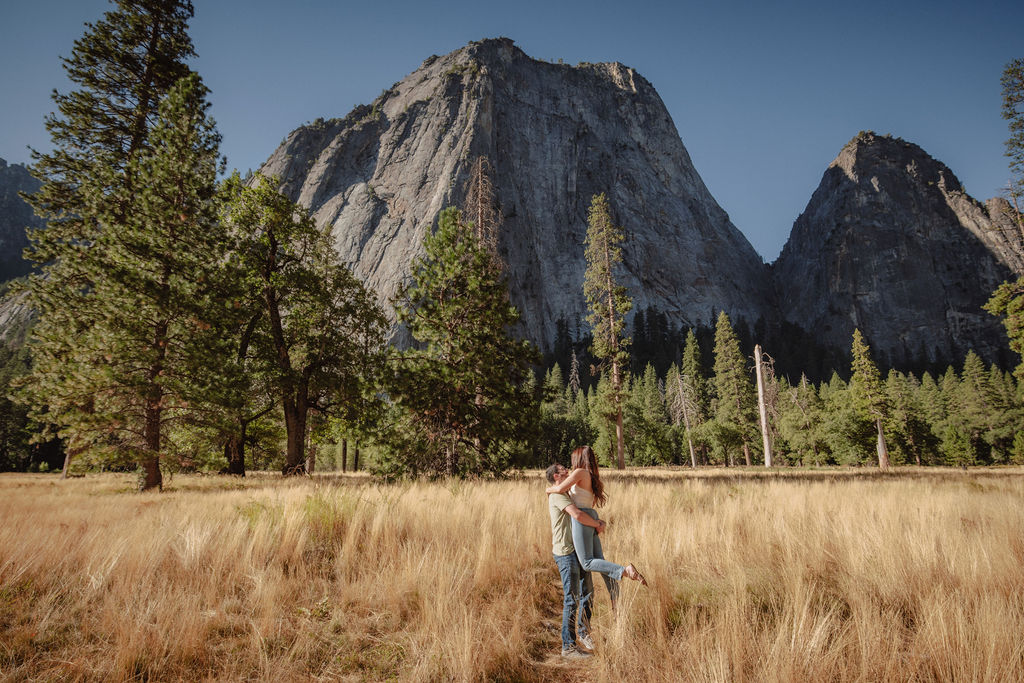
[772,132,1022,369]
[260,38,769,350]
[0,158,42,282]
[830,131,965,194]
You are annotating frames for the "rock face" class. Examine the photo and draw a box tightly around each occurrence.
[259,38,769,350]
[772,132,1024,368]
[0,159,41,282]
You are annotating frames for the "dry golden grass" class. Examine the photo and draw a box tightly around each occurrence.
[2,467,1024,681]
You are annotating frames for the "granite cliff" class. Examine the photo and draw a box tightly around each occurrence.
[0,159,41,282]
[259,38,769,350]
[772,132,1023,368]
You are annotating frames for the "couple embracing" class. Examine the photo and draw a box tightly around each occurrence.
[545,445,647,659]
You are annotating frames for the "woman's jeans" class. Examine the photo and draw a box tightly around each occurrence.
[571,508,622,604]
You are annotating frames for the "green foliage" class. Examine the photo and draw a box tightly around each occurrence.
[15,0,208,488]
[384,207,539,478]
[986,279,1024,380]
[849,329,891,468]
[776,374,827,466]
[941,425,977,466]
[19,69,225,489]
[624,364,672,465]
[226,174,388,475]
[819,373,874,465]
[985,59,1024,383]
[712,311,756,464]
[883,370,934,466]
[1001,58,1024,209]
[849,329,887,420]
[531,368,596,469]
[583,193,632,468]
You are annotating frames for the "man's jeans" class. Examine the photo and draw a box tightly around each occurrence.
[554,552,593,650]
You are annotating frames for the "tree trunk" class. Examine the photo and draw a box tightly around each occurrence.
[742,442,752,467]
[140,401,162,491]
[876,417,891,471]
[281,395,307,475]
[675,373,698,468]
[612,358,625,470]
[61,447,74,479]
[354,442,360,471]
[140,350,165,491]
[341,438,347,472]
[445,435,457,477]
[305,439,316,474]
[224,432,246,476]
[754,344,773,467]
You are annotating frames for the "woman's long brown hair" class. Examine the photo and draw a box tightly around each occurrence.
[570,445,606,506]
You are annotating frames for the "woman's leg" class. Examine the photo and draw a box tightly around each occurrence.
[590,522,620,605]
[571,510,625,582]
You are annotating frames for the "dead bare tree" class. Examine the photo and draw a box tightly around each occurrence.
[462,156,502,265]
[753,345,780,467]
[669,371,701,468]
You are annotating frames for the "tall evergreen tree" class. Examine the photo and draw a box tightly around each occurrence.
[1000,58,1024,227]
[777,374,826,466]
[583,193,632,469]
[18,0,200,489]
[712,311,756,466]
[665,330,709,467]
[850,329,891,470]
[884,370,932,466]
[389,207,538,477]
[986,58,1024,374]
[22,73,225,489]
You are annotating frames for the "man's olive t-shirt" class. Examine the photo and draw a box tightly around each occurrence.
[548,492,575,556]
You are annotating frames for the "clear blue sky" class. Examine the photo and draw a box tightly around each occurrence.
[1,0,1021,261]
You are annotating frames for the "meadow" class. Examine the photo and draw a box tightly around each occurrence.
[2,468,1024,682]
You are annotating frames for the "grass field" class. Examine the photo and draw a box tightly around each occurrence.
[2,467,1024,681]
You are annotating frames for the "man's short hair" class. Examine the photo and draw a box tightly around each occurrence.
[545,463,562,484]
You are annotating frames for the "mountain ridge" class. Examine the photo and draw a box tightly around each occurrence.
[259,37,770,350]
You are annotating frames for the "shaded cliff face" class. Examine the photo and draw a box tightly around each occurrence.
[0,159,42,282]
[772,132,1023,368]
[259,38,769,350]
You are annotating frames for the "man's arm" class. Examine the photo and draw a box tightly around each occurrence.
[564,503,605,532]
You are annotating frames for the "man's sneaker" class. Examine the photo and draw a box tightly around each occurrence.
[578,633,595,651]
[561,646,593,659]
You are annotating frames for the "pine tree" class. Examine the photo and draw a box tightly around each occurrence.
[19,72,225,490]
[1001,58,1024,227]
[917,371,946,432]
[390,207,539,477]
[712,311,756,466]
[668,329,709,466]
[228,175,388,475]
[958,351,995,458]
[884,370,932,466]
[542,365,567,418]
[583,193,632,469]
[850,329,890,470]
[18,0,200,489]
[624,364,671,465]
[567,349,581,397]
[777,374,825,466]
[985,59,1024,372]
[820,372,873,466]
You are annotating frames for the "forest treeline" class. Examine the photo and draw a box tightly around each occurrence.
[2,2,1024,485]
[533,325,1024,470]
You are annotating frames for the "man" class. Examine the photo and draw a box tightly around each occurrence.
[546,462,606,658]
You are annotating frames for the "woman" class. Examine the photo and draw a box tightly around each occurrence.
[545,445,647,607]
